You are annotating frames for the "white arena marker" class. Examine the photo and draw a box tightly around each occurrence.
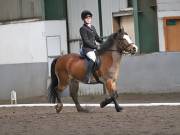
[0,103,180,108]
[11,90,17,104]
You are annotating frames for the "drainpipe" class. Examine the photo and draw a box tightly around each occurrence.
[65,0,70,53]
[98,0,103,37]
[133,0,140,53]
[41,0,45,20]
[98,0,106,94]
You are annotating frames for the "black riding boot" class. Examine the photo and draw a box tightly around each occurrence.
[85,60,94,83]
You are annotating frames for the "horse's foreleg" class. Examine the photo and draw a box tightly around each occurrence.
[111,92,123,112]
[69,79,89,113]
[100,91,118,108]
[100,79,123,112]
[100,97,112,108]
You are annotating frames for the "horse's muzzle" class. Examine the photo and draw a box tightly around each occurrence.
[130,44,138,54]
[131,47,136,55]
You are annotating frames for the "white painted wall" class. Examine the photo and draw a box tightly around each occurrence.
[157,0,180,51]
[0,20,67,99]
[0,22,47,64]
[0,20,67,65]
[44,20,67,76]
[45,20,67,55]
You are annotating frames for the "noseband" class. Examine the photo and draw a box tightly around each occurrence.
[105,41,135,55]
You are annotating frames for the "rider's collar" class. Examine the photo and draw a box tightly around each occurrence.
[84,23,91,28]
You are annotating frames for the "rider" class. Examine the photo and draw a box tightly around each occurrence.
[80,10,103,83]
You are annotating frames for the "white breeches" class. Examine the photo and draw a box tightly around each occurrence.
[86,51,96,62]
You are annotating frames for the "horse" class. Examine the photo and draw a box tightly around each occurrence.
[48,28,138,113]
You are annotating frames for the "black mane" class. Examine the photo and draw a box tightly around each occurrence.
[97,32,117,54]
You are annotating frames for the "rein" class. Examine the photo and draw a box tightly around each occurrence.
[98,41,135,55]
[98,49,129,55]
[108,50,132,55]
[106,49,123,54]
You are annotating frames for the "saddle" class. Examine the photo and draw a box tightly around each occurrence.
[80,50,102,84]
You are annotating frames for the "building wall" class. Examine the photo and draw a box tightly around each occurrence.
[0,21,47,100]
[0,22,47,65]
[0,62,48,100]
[157,0,180,51]
[45,20,68,76]
[0,0,44,21]
[101,0,127,36]
[118,52,180,93]
[0,20,67,100]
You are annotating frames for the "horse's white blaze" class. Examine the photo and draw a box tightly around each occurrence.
[123,34,138,53]
[123,34,133,44]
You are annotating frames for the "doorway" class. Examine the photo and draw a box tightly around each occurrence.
[135,0,159,53]
[164,17,180,51]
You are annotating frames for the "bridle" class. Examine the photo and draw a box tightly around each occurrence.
[105,49,133,55]
[97,33,137,55]
[105,40,136,55]
[106,33,136,55]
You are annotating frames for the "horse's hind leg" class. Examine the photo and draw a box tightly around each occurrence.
[69,79,89,113]
[54,88,63,113]
[55,72,69,113]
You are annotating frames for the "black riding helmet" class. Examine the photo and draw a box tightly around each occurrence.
[81,10,93,20]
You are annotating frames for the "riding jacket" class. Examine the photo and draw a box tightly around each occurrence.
[80,24,103,53]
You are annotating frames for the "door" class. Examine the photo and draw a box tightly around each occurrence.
[164,18,180,51]
[137,0,159,53]
[46,36,61,76]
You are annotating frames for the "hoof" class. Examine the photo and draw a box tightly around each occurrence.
[55,103,63,113]
[77,107,90,113]
[100,101,106,108]
[115,106,123,112]
[100,97,113,108]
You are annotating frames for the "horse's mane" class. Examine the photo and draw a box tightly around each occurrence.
[97,32,117,54]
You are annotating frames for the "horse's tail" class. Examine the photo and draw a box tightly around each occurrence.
[48,57,59,103]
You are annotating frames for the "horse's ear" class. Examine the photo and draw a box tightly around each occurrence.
[118,26,124,33]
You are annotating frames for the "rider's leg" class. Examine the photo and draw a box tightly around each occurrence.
[86,50,96,62]
[85,51,96,83]
[85,60,94,83]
